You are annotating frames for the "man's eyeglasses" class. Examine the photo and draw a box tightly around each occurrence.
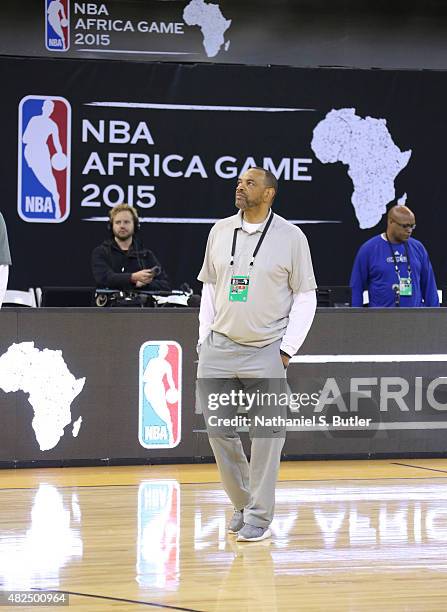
[391,219,416,230]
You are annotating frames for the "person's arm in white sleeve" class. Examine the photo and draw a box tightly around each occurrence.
[0,265,9,308]
[198,283,216,346]
[280,290,317,359]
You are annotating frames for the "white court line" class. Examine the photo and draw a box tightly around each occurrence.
[85,101,316,112]
[83,217,341,224]
[291,354,447,363]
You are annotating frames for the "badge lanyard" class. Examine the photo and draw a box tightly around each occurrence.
[385,234,412,306]
[228,211,274,302]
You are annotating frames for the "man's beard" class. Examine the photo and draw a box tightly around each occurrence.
[235,196,261,210]
[114,231,132,242]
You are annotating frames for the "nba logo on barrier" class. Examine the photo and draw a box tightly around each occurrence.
[139,341,182,449]
[45,0,70,51]
[137,480,180,588]
[18,95,71,223]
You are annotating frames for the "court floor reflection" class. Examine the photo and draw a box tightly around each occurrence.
[136,479,180,589]
[193,481,447,572]
[187,480,447,610]
[1,474,447,610]
[0,484,82,590]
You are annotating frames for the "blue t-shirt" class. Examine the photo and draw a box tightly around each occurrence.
[350,235,439,307]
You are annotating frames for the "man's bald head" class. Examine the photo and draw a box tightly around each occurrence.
[386,205,416,243]
[387,205,414,222]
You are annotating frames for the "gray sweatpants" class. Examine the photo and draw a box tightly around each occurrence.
[197,331,286,528]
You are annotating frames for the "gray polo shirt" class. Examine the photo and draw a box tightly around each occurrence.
[198,210,316,347]
[0,213,11,265]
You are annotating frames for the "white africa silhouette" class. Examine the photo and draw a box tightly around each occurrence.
[22,99,66,219]
[47,0,68,48]
[143,345,178,444]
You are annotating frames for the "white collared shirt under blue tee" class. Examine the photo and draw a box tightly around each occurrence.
[350,235,439,307]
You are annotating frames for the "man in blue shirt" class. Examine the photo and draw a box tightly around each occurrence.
[350,205,439,307]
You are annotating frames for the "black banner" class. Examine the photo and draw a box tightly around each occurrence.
[2,0,447,70]
[2,56,446,292]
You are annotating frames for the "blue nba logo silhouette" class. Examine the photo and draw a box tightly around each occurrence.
[139,341,182,449]
[45,0,70,51]
[18,96,71,223]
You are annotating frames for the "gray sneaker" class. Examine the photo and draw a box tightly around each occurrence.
[228,510,244,533]
[237,524,272,542]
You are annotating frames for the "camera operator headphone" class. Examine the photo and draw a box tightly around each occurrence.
[108,204,140,236]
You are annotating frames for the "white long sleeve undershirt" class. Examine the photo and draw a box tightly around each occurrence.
[280,289,317,356]
[198,283,216,345]
[198,282,316,355]
[0,265,9,308]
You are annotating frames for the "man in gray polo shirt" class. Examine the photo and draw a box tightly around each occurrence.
[0,213,11,308]
[197,166,317,542]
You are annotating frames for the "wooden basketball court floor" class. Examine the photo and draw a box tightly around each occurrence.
[1,459,447,611]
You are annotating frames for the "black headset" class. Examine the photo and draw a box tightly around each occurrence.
[108,205,140,236]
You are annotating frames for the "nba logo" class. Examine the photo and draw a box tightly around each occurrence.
[137,480,180,588]
[45,0,70,51]
[139,341,182,449]
[18,95,71,223]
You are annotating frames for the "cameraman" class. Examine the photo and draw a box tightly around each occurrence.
[91,204,170,292]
